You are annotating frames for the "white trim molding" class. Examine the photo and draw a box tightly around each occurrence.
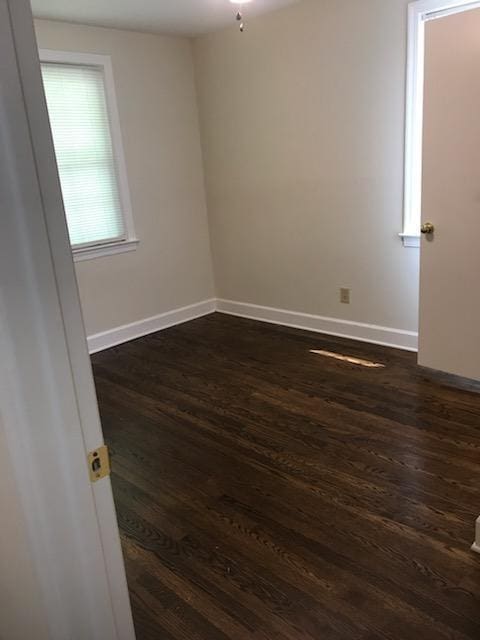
[88,298,418,354]
[402,0,480,248]
[88,299,216,353]
[216,300,419,352]
[399,233,421,249]
[73,238,139,262]
[472,517,480,555]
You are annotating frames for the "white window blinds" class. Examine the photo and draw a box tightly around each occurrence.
[41,62,125,248]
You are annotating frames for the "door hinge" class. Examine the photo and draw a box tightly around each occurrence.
[87,445,111,482]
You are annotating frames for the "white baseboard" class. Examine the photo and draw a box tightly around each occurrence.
[216,299,418,352]
[472,518,480,555]
[87,298,216,354]
[88,297,418,354]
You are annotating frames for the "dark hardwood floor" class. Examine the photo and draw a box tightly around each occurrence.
[92,313,480,640]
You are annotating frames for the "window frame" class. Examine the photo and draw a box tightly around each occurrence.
[39,49,138,261]
[402,0,480,248]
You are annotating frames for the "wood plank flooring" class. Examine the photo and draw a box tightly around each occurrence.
[92,313,480,640]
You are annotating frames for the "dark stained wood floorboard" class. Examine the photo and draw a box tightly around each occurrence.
[91,313,480,640]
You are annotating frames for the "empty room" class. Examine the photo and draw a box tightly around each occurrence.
[1,0,480,639]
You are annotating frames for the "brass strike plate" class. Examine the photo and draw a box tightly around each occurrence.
[88,445,110,482]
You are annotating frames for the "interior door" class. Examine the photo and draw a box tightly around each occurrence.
[1,1,135,637]
[419,8,480,381]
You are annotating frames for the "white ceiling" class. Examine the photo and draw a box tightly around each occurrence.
[30,0,300,36]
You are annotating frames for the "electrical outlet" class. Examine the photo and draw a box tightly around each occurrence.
[340,288,350,304]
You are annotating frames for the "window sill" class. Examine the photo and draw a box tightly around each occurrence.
[73,238,139,262]
[399,233,420,248]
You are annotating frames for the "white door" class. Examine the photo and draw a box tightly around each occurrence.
[418,8,480,381]
[0,1,135,637]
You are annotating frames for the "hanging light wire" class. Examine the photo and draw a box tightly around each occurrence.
[237,10,245,32]
[230,0,251,32]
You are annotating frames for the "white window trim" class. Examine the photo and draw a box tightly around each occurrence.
[402,0,480,248]
[39,49,138,261]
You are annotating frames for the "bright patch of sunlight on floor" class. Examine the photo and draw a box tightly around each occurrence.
[310,350,385,368]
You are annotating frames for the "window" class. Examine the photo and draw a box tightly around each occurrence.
[40,50,137,261]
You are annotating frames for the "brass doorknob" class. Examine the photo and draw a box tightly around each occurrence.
[421,222,435,235]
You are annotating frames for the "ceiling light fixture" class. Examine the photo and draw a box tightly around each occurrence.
[229,0,252,33]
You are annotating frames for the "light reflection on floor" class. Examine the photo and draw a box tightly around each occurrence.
[310,349,386,369]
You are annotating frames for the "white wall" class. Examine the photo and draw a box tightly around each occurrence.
[194,0,420,333]
[35,19,215,337]
[35,0,422,341]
